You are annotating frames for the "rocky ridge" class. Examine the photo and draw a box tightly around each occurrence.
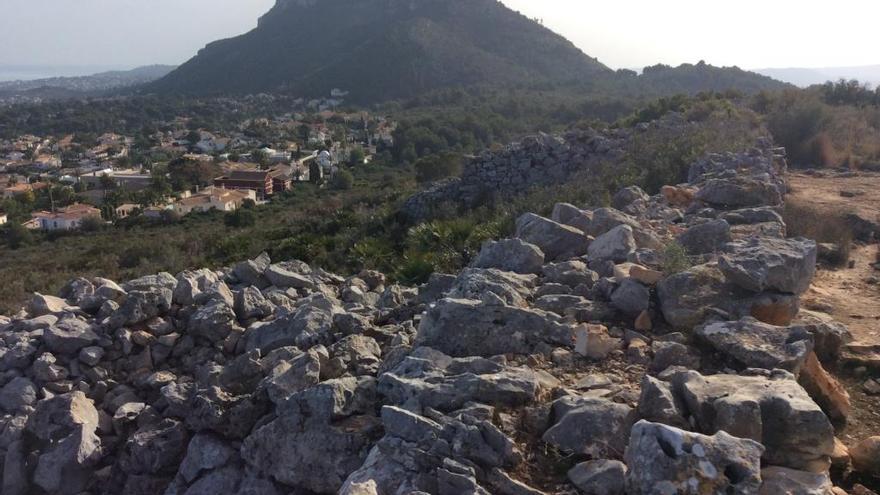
[1,137,878,494]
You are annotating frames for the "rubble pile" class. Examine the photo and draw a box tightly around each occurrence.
[2,137,877,494]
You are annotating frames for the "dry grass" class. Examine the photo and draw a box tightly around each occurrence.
[783,197,854,266]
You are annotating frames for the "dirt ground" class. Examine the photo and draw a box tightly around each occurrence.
[789,171,880,230]
[789,171,880,490]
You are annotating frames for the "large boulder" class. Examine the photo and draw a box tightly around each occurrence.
[42,317,99,355]
[568,460,626,495]
[695,318,814,374]
[241,377,381,494]
[657,263,800,331]
[265,264,316,290]
[719,237,818,294]
[245,296,338,353]
[472,238,545,274]
[232,252,271,287]
[695,177,783,208]
[625,420,764,495]
[108,288,173,329]
[543,395,636,458]
[672,371,835,471]
[26,392,103,494]
[759,466,834,495]
[447,268,537,307]
[415,298,572,357]
[677,219,731,255]
[588,225,636,263]
[610,278,651,317]
[515,213,590,261]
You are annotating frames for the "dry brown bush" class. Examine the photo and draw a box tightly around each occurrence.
[783,198,853,266]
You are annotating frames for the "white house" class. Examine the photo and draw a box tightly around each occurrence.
[173,187,255,216]
[31,203,102,231]
[0,212,7,225]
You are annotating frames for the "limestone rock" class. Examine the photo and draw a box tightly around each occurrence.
[677,219,731,255]
[696,318,814,374]
[515,213,590,262]
[567,459,626,495]
[625,420,764,495]
[543,395,636,458]
[416,298,571,357]
[472,238,545,274]
[588,225,636,263]
[719,236,818,295]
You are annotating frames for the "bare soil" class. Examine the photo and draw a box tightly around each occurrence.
[790,171,880,490]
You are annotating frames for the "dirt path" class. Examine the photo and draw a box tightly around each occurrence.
[789,171,880,470]
[804,244,880,344]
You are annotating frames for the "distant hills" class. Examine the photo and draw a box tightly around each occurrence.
[755,65,880,88]
[0,65,176,102]
[151,0,787,103]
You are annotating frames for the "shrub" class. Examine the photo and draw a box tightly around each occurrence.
[414,153,463,184]
[783,198,853,266]
[80,215,104,233]
[1,223,34,249]
[331,170,354,190]
[224,208,257,228]
[661,241,692,275]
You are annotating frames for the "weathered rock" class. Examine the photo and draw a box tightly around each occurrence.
[0,377,36,413]
[610,278,651,316]
[696,177,783,208]
[794,310,853,363]
[118,418,189,475]
[798,352,851,422]
[265,263,316,290]
[850,436,880,477]
[568,459,626,495]
[245,297,337,353]
[624,420,764,495]
[673,371,835,471]
[108,288,173,329]
[551,202,594,232]
[188,300,238,343]
[637,375,688,428]
[261,347,323,405]
[719,237,818,294]
[28,292,71,316]
[658,263,798,331]
[696,318,814,374]
[241,378,381,494]
[515,213,590,261]
[232,252,271,287]
[472,238,545,274]
[588,225,637,263]
[612,186,649,211]
[416,298,571,357]
[448,268,537,307]
[42,317,99,355]
[543,395,636,457]
[677,219,731,255]
[574,324,623,360]
[759,466,834,495]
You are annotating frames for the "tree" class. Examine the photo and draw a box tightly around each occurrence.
[186,130,201,144]
[99,173,116,190]
[224,208,256,228]
[1,222,33,249]
[80,215,104,232]
[348,147,365,167]
[331,170,354,190]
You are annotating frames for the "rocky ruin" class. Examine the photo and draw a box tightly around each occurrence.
[1,136,878,494]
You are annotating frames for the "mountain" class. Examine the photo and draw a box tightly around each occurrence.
[755,65,880,88]
[0,65,176,94]
[149,0,612,102]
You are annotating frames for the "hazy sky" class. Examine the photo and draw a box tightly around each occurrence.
[1,0,878,71]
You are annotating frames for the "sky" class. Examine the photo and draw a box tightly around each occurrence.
[1,0,879,75]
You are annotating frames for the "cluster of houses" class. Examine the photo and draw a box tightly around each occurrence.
[0,109,396,233]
